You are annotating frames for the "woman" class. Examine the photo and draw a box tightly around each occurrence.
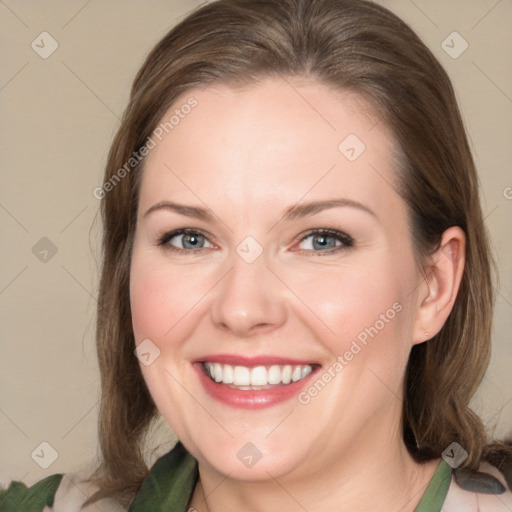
[2,0,511,510]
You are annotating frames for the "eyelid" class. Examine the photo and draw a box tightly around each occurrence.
[291,228,354,255]
[157,228,217,253]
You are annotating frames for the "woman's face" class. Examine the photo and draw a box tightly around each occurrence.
[130,78,425,480]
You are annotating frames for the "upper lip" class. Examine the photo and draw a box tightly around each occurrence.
[192,354,320,367]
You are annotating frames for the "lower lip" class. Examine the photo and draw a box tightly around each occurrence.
[194,363,318,409]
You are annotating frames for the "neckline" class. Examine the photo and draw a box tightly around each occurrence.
[128,442,198,512]
[413,459,452,512]
[128,443,452,512]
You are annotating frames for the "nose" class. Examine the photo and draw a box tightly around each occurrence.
[210,249,287,338]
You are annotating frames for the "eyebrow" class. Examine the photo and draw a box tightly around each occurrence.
[282,198,376,221]
[144,201,213,220]
[143,198,377,222]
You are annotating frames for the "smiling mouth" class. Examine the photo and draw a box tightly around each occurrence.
[201,362,317,390]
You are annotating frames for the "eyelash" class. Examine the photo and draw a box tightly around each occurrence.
[294,228,354,255]
[156,228,354,256]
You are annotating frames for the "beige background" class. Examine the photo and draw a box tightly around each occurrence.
[0,0,511,486]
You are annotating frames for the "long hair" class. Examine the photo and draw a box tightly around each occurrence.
[86,0,511,506]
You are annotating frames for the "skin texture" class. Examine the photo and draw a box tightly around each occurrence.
[129,77,466,511]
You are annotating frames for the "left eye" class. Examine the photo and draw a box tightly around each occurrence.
[297,230,353,252]
[158,229,214,251]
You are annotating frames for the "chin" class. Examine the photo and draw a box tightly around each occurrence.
[187,434,308,481]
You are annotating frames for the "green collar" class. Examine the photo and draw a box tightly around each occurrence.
[128,443,451,512]
[0,473,63,512]
[128,442,198,512]
[414,459,452,512]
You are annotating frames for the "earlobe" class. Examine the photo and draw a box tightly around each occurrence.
[412,226,466,345]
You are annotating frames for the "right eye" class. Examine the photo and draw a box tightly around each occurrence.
[157,229,215,254]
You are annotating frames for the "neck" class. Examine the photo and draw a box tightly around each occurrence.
[189,423,440,512]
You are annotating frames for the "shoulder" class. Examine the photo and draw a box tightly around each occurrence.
[50,473,126,512]
[0,474,63,511]
[1,442,194,512]
[0,473,125,512]
[443,462,512,512]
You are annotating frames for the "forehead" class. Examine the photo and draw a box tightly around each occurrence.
[139,77,404,223]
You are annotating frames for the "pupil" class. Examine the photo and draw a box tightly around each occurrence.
[184,234,202,248]
[313,235,334,250]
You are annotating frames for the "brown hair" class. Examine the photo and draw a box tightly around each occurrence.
[86,0,512,507]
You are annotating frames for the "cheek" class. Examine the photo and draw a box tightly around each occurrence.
[284,259,405,343]
[129,253,200,436]
[281,254,416,401]
[130,265,171,343]
[130,253,207,344]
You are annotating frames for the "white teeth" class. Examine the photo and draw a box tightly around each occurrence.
[233,366,251,386]
[302,366,312,378]
[223,364,234,384]
[250,366,268,386]
[268,365,282,385]
[203,362,314,388]
[292,366,302,382]
[214,363,223,383]
[281,365,292,384]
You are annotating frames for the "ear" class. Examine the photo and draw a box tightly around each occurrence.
[412,226,466,345]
